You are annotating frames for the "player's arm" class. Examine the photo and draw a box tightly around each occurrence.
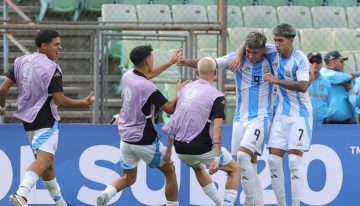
[177,57,199,68]
[264,73,309,93]
[209,96,225,175]
[0,77,15,115]
[164,137,174,163]
[50,69,95,107]
[228,44,245,71]
[159,80,190,114]
[146,49,182,79]
[0,68,16,115]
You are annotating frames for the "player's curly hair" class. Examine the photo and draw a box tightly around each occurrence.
[245,31,267,49]
[273,23,296,38]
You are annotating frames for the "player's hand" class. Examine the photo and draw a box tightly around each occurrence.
[84,91,96,106]
[169,48,183,64]
[176,80,191,93]
[229,55,243,72]
[263,73,278,84]
[209,158,219,175]
[176,56,187,66]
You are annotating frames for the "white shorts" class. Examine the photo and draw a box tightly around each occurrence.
[176,147,233,169]
[231,117,271,155]
[267,115,313,151]
[119,139,167,170]
[26,121,59,156]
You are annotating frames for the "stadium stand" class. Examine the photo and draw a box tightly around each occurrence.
[207,5,243,27]
[277,6,313,28]
[172,4,208,23]
[37,0,81,21]
[312,6,347,28]
[242,6,278,28]
[258,0,290,7]
[346,7,360,29]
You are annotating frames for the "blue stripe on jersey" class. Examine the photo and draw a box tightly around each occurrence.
[233,64,244,122]
[248,61,262,121]
[304,117,312,141]
[279,60,291,115]
[296,92,310,116]
[267,84,273,120]
[261,117,268,154]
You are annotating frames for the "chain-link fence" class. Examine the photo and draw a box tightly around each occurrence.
[2,0,360,124]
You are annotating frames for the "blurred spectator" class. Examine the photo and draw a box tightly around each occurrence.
[320,51,356,124]
[307,52,335,125]
[349,77,360,122]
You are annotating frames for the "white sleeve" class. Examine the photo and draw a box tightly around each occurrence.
[296,70,310,81]
[215,52,237,70]
[296,55,310,81]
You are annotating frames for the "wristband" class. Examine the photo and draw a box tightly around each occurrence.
[213,156,220,161]
[212,141,221,145]
[0,106,5,112]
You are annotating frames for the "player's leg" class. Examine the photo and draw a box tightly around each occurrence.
[42,161,68,206]
[252,155,263,206]
[220,149,240,206]
[10,127,58,206]
[158,162,179,206]
[237,117,269,206]
[192,163,223,206]
[139,140,179,206]
[96,141,139,206]
[267,115,287,206]
[96,168,137,206]
[288,116,312,206]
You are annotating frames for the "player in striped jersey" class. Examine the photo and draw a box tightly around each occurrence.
[230,23,313,206]
[178,32,274,206]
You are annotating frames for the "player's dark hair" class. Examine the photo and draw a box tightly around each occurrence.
[130,45,153,66]
[35,29,60,48]
[245,32,267,49]
[273,23,296,39]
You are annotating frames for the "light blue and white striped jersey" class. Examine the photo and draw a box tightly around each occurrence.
[216,52,274,122]
[265,44,312,117]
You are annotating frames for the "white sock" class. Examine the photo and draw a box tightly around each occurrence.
[16,170,39,198]
[223,189,238,206]
[101,185,117,204]
[253,163,263,206]
[43,178,67,206]
[268,154,286,206]
[202,182,223,206]
[166,201,179,206]
[289,154,304,206]
[237,151,255,206]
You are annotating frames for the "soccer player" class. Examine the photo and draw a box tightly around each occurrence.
[0,29,95,206]
[96,45,186,206]
[178,32,273,206]
[163,57,240,206]
[230,23,313,206]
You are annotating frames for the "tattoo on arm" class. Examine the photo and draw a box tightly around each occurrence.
[276,80,309,93]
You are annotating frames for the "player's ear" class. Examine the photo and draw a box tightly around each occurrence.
[214,69,217,76]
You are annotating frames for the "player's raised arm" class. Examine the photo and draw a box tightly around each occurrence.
[147,48,183,79]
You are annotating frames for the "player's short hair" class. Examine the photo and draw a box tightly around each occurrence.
[130,45,153,66]
[245,32,267,49]
[272,23,296,39]
[197,57,216,74]
[35,29,60,48]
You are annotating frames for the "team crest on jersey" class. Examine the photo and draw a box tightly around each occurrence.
[285,70,292,78]
[320,84,324,90]
[263,66,270,74]
[272,62,278,68]
[244,66,251,73]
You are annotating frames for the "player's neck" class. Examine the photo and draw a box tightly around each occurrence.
[281,47,294,59]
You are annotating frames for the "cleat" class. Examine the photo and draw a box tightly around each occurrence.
[9,193,28,206]
[96,193,108,206]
